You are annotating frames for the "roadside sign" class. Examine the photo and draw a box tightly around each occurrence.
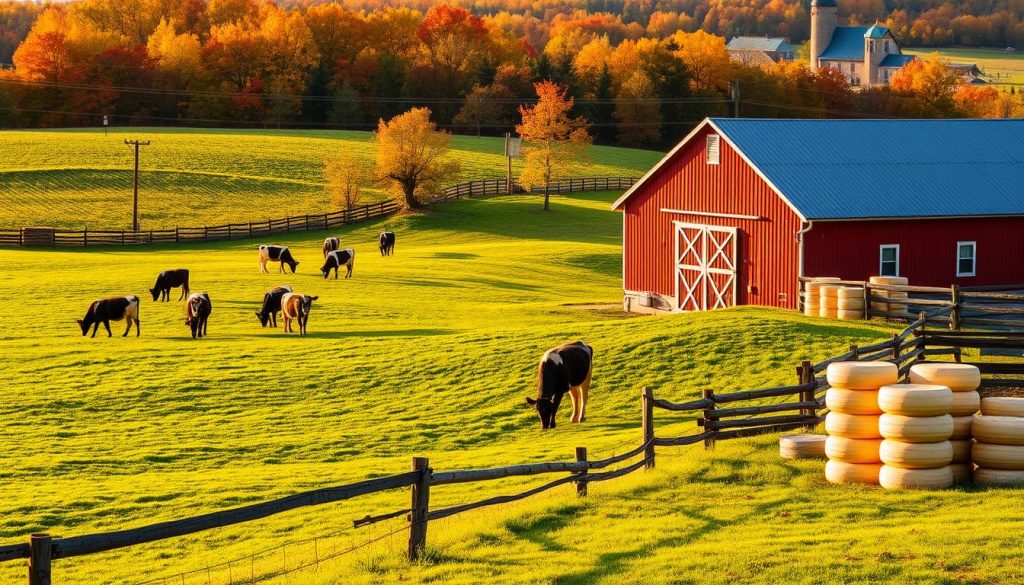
[505,137,521,158]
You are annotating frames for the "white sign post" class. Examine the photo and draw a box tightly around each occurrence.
[103,115,109,136]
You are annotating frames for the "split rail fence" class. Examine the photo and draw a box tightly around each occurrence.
[0,176,639,248]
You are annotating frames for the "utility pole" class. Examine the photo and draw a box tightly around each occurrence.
[125,139,150,232]
[731,80,740,118]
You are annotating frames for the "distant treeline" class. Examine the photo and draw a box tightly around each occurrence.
[0,0,1021,148]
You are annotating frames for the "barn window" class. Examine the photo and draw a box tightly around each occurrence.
[706,135,721,165]
[957,241,976,277]
[879,244,900,277]
[884,40,891,52]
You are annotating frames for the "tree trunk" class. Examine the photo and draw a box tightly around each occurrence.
[403,183,424,210]
[543,184,550,211]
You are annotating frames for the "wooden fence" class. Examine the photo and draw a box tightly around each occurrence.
[0,176,639,248]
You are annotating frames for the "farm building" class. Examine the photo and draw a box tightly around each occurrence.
[726,36,796,67]
[810,0,915,86]
[613,118,1024,314]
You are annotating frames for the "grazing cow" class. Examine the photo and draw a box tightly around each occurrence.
[149,269,190,302]
[255,285,293,328]
[281,293,318,335]
[258,245,299,273]
[320,248,355,279]
[77,296,141,338]
[526,341,593,429]
[379,231,396,256]
[184,293,212,339]
[323,236,340,258]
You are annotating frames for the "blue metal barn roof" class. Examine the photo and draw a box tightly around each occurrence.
[818,26,869,61]
[709,118,1024,220]
[880,54,915,67]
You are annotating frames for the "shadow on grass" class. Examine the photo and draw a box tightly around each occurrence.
[505,504,587,553]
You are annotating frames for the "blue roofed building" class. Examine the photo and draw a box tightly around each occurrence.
[810,0,915,86]
[726,36,796,67]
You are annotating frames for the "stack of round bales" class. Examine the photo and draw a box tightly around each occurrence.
[910,363,982,482]
[819,285,844,319]
[823,362,898,484]
[805,278,839,317]
[837,287,865,321]
[973,396,1024,486]
[870,276,909,317]
[877,383,955,489]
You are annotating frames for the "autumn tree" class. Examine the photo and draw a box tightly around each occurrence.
[614,71,660,146]
[374,107,460,210]
[454,83,511,136]
[671,30,732,93]
[516,81,591,211]
[325,154,369,211]
[890,55,964,116]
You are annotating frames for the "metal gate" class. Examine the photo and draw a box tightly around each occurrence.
[674,222,738,311]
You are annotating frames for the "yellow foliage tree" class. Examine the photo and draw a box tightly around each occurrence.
[147,18,202,82]
[890,54,964,115]
[671,30,732,92]
[516,81,592,211]
[614,70,661,146]
[325,154,369,211]
[374,107,460,210]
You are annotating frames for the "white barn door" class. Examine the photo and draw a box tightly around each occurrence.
[673,222,738,312]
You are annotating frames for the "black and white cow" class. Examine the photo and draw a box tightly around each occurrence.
[281,293,318,335]
[184,293,212,339]
[149,269,190,302]
[255,285,293,328]
[77,296,141,338]
[320,248,355,279]
[323,237,340,258]
[258,245,299,273]
[379,231,395,256]
[526,341,593,429]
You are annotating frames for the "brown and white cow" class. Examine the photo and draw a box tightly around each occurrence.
[184,293,212,339]
[526,341,593,429]
[255,285,293,328]
[77,296,141,337]
[323,237,340,258]
[258,245,299,273]
[379,231,395,256]
[281,293,318,335]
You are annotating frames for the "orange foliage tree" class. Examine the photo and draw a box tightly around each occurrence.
[516,81,591,211]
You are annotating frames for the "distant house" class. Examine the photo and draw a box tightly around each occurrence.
[727,37,796,67]
[613,118,1024,314]
[810,0,915,86]
[948,63,987,84]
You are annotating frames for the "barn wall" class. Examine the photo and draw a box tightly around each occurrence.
[622,125,804,309]
[805,217,1024,287]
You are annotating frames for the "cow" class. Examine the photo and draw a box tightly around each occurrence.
[321,248,355,279]
[323,236,340,258]
[526,341,593,429]
[184,293,212,339]
[149,269,190,302]
[77,296,141,338]
[281,293,318,335]
[258,245,299,273]
[255,285,293,328]
[379,231,396,256]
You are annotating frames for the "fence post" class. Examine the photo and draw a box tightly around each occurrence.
[799,360,816,429]
[917,311,928,364]
[641,387,655,469]
[575,447,588,497]
[83,228,88,246]
[701,389,716,449]
[849,345,859,361]
[950,284,961,331]
[28,533,51,585]
[862,283,871,320]
[891,333,901,360]
[408,457,430,561]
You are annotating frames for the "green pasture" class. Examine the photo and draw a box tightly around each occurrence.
[0,128,660,231]
[1,190,1023,584]
[905,46,1024,85]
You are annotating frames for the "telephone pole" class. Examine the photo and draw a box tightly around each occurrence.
[730,80,740,118]
[124,139,150,231]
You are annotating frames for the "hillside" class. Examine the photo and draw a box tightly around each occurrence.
[6,190,1024,583]
[0,128,660,230]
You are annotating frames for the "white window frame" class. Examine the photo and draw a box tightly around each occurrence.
[879,244,900,277]
[706,134,720,165]
[957,241,977,277]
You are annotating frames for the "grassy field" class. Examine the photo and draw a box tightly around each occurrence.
[905,46,1024,85]
[2,190,1023,584]
[0,127,660,231]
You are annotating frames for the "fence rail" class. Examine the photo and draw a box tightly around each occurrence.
[1,176,639,248]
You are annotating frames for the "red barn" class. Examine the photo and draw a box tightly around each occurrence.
[613,118,1024,313]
